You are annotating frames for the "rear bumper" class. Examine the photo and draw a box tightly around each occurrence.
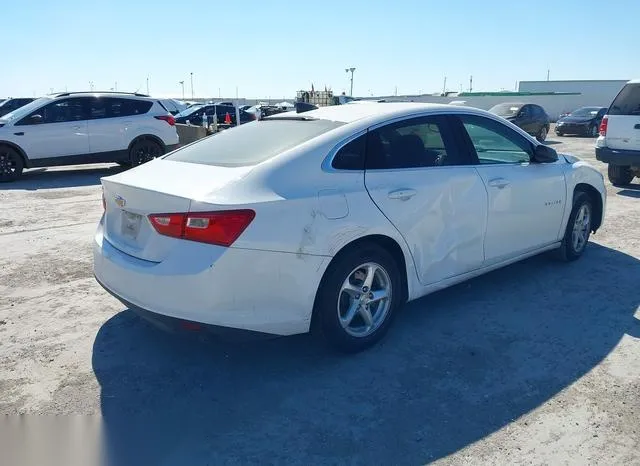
[595,146,640,166]
[93,219,330,336]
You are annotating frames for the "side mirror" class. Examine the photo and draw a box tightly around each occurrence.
[30,114,43,124]
[534,144,558,163]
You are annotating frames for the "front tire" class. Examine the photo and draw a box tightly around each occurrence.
[0,146,24,182]
[536,126,548,142]
[314,244,402,353]
[607,165,634,186]
[557,192,593,262]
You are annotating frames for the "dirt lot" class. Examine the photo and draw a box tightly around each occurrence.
[1,129,639,465]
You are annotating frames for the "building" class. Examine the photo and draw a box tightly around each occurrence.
[367,80,629,121]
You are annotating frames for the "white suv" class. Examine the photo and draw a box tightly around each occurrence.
[0,92,180,182]
[596,79,640,185]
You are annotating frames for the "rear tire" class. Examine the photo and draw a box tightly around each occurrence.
[536,126,548,142]
[557,191,593,262]
[589,124,598,138]
[0,146,24,182]
[314,243,402,353]
[607,165,634,186]
[129,139,163,166]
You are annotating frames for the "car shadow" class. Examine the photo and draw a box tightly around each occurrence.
[543,139,563,145]
[1,165,124,190]
[92,243,640,465]
[617,184,640,198]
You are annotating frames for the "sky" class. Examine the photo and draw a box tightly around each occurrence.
[2,0,637,100]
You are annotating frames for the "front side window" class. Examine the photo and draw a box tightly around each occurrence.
[460,114,532,164]
[18,98,86,125]
[366,116,463,169]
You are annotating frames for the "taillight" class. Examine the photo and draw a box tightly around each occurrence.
[148,210,255,247]
[599,115,608,136]
[155,114,176,126]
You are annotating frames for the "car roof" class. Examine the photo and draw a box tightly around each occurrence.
[51,92,153,100]
[273,102,475,124]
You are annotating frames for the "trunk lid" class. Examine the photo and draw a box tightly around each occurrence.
[101,159,254,262]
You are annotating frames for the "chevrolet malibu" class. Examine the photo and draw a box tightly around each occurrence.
[94,103,606,352]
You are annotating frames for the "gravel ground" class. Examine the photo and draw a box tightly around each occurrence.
[1,129,639,465]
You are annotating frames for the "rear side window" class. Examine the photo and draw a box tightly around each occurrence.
[166,118,344,167]
[332,134,366,170]
[609,84,640,116]
[107,98,152,117]
[88,98,152,119]
[366,115,463,169]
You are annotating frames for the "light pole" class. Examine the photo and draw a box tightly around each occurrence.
[190,72,194,100]
[179,81,185,100]
[345,67,356,96]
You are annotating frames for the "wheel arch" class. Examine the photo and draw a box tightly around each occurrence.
[310,234,410,332]
[127,134,166,154]
[0,141,30,167]
[575,183,603,232]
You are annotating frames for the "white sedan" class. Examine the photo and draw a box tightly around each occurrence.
[94,103,606,352]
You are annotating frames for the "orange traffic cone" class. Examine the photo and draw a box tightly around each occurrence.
[224,112,231,124]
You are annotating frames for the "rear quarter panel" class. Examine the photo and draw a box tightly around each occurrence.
[192,134,422,300]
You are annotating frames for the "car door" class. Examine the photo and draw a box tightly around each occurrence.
[516,105,536,135]
[13,97,89,161]
[532,105,547,133]
[88,97,153,158]
[455,114,566,264]
[364,115,488,286]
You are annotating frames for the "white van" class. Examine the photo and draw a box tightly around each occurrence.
[595,79,640,185]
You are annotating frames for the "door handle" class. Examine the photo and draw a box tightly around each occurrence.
[634,124,640,129]
[72,125,82,130]
[13,132,24,136]
[488,178,510,189]
[388,188,417,201]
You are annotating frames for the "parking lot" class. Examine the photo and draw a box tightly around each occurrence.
[1,127,639,464]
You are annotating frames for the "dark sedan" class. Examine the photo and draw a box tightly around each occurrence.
[555,107,606,138]
[488,102,550,142]
[174,104,255,126]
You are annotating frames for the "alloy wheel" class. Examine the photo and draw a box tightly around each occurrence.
[337,262,392,338]
[132,142,161,165]
[0,150,20,178]
[571,204,591,253]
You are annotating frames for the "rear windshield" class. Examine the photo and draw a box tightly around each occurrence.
[165,118,344,167]
[609,84,640,116]
[489,103,522,117]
